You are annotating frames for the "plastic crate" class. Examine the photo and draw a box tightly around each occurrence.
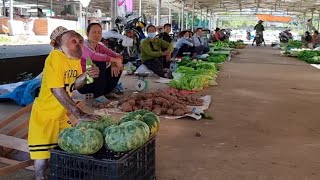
[50,137,156,180]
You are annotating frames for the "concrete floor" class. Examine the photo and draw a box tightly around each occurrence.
[1,46,320,180]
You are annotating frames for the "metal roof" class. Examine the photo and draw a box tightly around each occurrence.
[8,0,320,16]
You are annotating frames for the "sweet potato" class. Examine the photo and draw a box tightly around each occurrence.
[152,108,162,115]
[127,99,136,106]
[167,109,173,115]
[153,104,161,109]
[132,106,139,111]
[173,103,184,110]
[173,109,185,116]
[121,103,133,112]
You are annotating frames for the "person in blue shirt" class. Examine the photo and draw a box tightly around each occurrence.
[192,27,209,55]
[175,30,195,57]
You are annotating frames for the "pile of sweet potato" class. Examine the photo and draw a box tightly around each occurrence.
[119,90,203,116]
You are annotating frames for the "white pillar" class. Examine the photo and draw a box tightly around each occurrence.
[110,0,116,29]
[50,0,53,16]
[168,7,172,24]
[9,0,13,20]
[178,9,181,30]
[79,3,83,29]
[181,0,185,30]
[185,11,188,29]
[191,1,195,31]
[156,0,161,26]
[2,0,5,16]
[200,8,203,27]
[139,0,142,16]
[206,9,209,28]
[318,11,320,31]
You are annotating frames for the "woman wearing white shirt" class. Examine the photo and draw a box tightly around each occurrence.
[175,30,195,57]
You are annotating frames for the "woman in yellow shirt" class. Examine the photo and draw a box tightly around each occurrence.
[28,26,100,180]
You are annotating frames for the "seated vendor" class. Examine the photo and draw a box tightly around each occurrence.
[175,30,195,57]
[141,25,174,79]
[78,23,123,103]
[158,23,173,43]
[312,31,320,47]
[192,27,210,55]
[212,28,221,42]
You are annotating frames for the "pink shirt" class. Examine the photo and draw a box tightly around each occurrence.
[81,40,121,72]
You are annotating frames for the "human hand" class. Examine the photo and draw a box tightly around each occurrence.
[166,54,171,61]
[110,57,123,69]
[111,66,121,77]
[162,50,171,56]
[86,64,100,78]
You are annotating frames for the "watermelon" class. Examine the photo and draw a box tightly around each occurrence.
[58,127,103,154]
[104,120,150,152]
[77,115,116,133]
[119,110,160,137]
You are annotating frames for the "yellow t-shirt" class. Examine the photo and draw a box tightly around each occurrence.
[32,49,82,117]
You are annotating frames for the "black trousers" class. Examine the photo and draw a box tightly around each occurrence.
[78,61,121,98]
[143,57,168,78]
[177,44,195,57]
[194,45,209,55]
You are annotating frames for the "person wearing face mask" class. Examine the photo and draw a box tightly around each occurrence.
[28,26,101,180]
[141,25,174,79]
[77,23,123,103]
[175,30,195,57]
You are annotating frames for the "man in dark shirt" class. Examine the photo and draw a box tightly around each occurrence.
[158,23,172,43]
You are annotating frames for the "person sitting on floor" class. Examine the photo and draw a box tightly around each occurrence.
[141,25,174,79]
[212,28,221,42]
[78,23,124,103]
[312,30,320,47]
[175,30,195,57]
[305,31,313,48]
[192,27,210,55]
[157,23,172,43]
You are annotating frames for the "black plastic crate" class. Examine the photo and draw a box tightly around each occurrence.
[50,137,156,180]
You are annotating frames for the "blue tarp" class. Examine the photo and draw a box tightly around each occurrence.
[0,79,41,106]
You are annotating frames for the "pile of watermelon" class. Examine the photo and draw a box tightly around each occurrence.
[58,109,160,154]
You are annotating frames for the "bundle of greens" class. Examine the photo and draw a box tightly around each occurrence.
[169,74,217,91]
[207,55,227,63]
[297,50,320,63]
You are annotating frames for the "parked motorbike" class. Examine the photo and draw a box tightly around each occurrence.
[246,31,251,40]
[279,30,293,43]
[255,31,263,46]
[102,13,145,66]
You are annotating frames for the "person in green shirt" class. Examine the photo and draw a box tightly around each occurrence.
[141,25,174,79]
[252,20,266,46]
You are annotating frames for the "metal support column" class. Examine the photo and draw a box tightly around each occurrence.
[200,8,202,27]
[178,9,181,31]
[2,0,5,16]
[185,11,188,29]
[181,0,185,30]
[168,7,172,24]
[191,1,195,31]
[79,3,83,30]
[318,11,320,31]
[9,0,13,20]
[206,8,209,28]
[139,0,142,16]
[110,0,116,29]
[50,0,53,16]
[156,0,161,26]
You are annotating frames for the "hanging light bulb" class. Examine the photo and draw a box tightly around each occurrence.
[79,0,91,8]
